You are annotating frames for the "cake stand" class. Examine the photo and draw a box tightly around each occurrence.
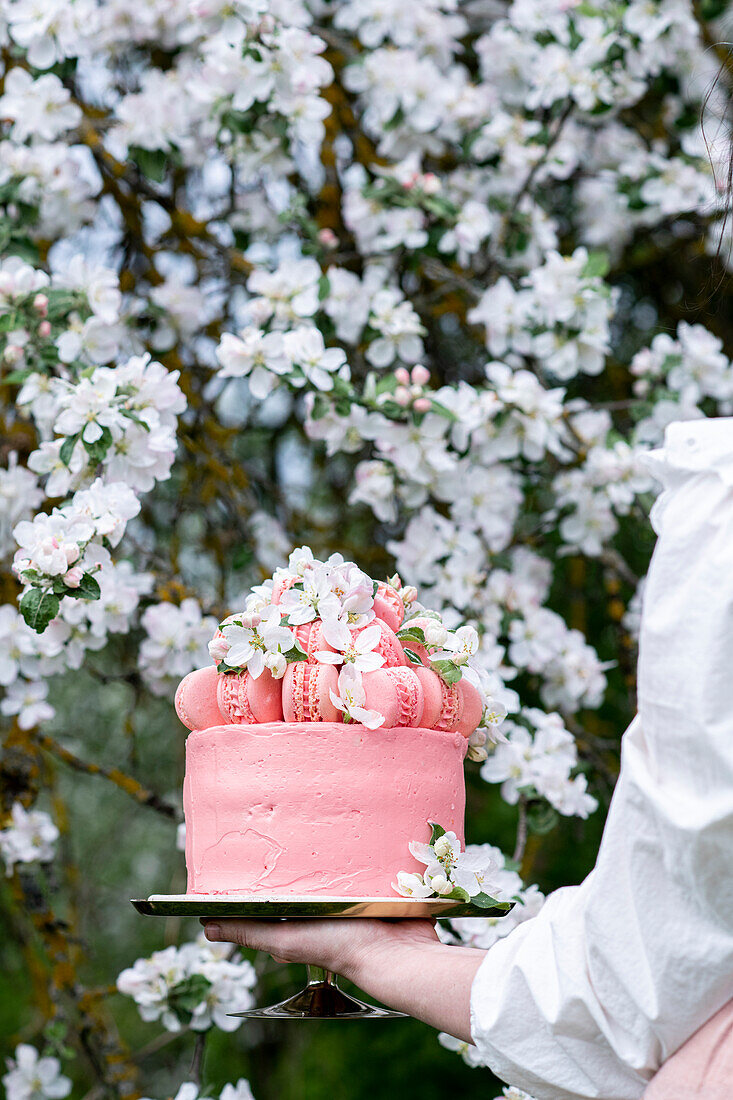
[131,894,513,1020]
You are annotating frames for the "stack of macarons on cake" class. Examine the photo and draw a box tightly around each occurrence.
[176,547,496,899]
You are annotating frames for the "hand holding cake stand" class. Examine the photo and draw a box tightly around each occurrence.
[131,895,513,1019]
[133,556,513,1020]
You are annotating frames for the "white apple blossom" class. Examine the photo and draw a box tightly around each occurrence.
[221,606,294,676]
[139,600,219,694]
[0,803,59,876]
[314,621,385,671]
[0,0,727,1088]
[0,679,54,729]
[117,933,257,1033]
[2,1045,71,1100]
[216,327,291,399]
[329,664,384,728]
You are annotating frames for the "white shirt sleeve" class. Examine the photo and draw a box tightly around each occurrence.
[469,416,733,1100]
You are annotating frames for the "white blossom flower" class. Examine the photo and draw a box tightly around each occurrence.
[216,327,291,398]
[2,1044,71,1100]
[329,664,384,728]
[315,622,385,671]
[222,605,294,677]
[0,680,54,729]
[0,803,59,876]
[117,934,257,1034]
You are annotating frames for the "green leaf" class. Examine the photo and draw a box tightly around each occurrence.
[2,368,33,385]
[443,885,470,902]
[59,433,79,467]
[19,588,60,634]
[471,892,508,910]
[83,424,113,466]
[428,821,446,845]
[0,311,18,332]
[581,249,610,280]
[402,647,423,665]
[122,410,151,431]
[167,974,212,1024]
[310,393,331,421]
[77,573,101,600]
[282,645,308,663]
[317,274,330,301]
[130,145,168,183]
[396,625,426,645]
[430,659,462,685]
[427,400,459,422]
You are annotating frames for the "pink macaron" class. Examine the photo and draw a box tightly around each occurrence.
[282,660,341,722]
[292,619,336,662]
[217,668,284,724]
[353,618,406,668]
[361,666,424,728]
[373,583,405,633]
[434,677,464,733]
[175,666,226,731]
[411,665,444,728]
[456,678,483,739]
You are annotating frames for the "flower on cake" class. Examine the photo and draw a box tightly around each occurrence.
[278,566,332,624]
[219,607,295,679]
[315,621,385,671]
[393,822,501,903]
[329,665,385,729]
[208,546,512,756]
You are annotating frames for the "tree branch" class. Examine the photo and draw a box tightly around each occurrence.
[33,732,179,820]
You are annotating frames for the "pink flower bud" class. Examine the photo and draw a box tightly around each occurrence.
[411,364,430,386]
[394,367,410,386]
[64,544,81,566]
[33,293,48,317]
[394,386,411,407]
[401,585,418,605]
[413,397,431,413]
[317,228,338,248]
[239,612,262,629]
[421,173,441,195]
[3,345,23,365]
[63,566,83,588]
[38,320,51,338]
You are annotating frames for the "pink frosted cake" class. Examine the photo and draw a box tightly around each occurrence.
[175,549,496,899]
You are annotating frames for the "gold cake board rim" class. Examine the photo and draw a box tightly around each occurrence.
[131,895,514,918]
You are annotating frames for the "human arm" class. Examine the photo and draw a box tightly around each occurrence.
[207,416,733,1100]
[203,916,486,1040]
[466,416,733,1098]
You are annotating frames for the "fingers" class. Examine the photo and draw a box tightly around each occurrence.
[203,918,278,951]
[201,918,330,967]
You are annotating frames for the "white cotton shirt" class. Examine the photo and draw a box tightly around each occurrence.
[469,415,733,1099]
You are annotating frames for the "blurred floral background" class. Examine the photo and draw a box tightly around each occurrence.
[2,0,733,1097]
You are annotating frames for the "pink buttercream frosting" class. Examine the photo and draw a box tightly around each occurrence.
[183,721,467,897]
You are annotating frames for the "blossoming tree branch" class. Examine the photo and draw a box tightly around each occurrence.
[0,1,731,1099]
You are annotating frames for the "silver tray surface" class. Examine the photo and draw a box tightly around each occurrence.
[131,894,514,919]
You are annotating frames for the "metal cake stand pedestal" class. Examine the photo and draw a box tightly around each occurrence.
[131,894,513,1020]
